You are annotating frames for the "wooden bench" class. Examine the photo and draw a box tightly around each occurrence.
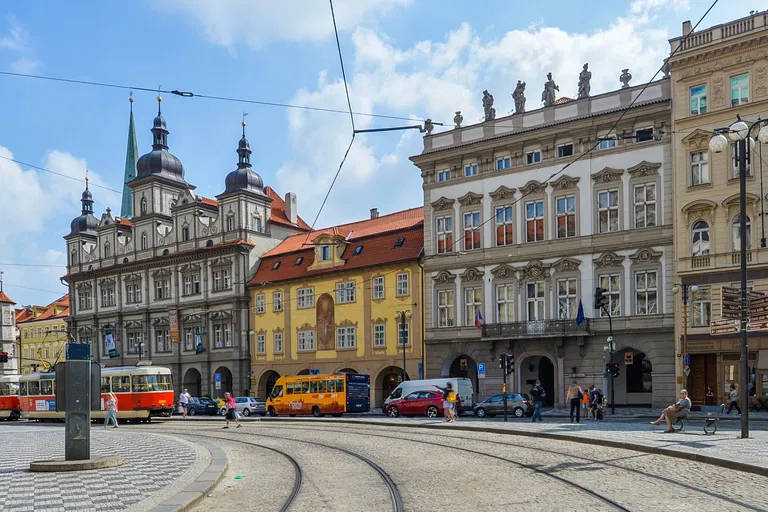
[673,404,725,435]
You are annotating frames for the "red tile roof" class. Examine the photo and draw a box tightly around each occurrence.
[116,217,133,228]
[263,207,423,258]
[0,291,15,305]
[556,97,575,105]
[200,196,219,207]
[264,187,311,231]
[15,307,33,323]
[55,307,70,318]
[50,294,69,307]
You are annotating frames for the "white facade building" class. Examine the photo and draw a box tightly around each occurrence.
[0,286,18,375]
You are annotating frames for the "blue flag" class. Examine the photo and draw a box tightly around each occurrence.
[576,299,585,326]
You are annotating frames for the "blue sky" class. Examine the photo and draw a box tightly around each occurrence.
[0,0,756,306]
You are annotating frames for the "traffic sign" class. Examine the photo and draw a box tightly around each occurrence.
[477,362,486,379]
[710,319,740,335]
[214,373,221,382]
[721,287,741,319]
[309,369,320,375]
[749,292,768,320]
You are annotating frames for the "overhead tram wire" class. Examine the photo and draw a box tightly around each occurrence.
[0,154,122,195]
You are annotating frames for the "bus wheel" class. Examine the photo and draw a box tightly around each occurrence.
[312,406,324,418]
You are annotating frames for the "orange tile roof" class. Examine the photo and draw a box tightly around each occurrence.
[263,207,423,258]
[0,291,15,305]
[55,307,70,318]
[116,217,133,228]
[200,196,219,207]
[556,97,575,105]
[16,307,33,323]
[264,187,312,231]
[50,294,69,307]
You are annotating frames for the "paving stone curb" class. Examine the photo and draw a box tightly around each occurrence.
[150,437,228,512]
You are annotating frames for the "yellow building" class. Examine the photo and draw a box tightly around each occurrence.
[18,295,70,373]
[248,208,425,407]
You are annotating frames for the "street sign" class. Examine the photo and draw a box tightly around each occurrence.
[310,369,320,375]
[477,362,486,379]
[721,287,741,320]
[418,362,423,379]
[710,319,740,335]
[747,321,768,332]
[684,354,691,366]
[214,372,221,390]
[749,292,768,320]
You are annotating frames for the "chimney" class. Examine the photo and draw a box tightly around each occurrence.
[682,20,692,37]
[370,208,379,219]
[285,192,297,225]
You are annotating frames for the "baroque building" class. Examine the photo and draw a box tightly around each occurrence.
[63,98,310,398]
[0,283,18,375]
[411,76,676,407]
[17,295,69,373]
[669,12,768,405]
[248,208,424,407]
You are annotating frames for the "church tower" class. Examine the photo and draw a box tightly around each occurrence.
[121,94,138,219]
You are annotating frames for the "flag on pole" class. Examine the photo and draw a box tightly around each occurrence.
[474,308,484,329]
[576,299,585,326]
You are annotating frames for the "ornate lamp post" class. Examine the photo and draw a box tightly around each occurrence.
[709,117,768,439]
[396,311,412,383]
[673,283,698,392]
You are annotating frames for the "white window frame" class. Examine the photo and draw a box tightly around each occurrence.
[273,332,283,354]
[690,151,709,185]
[335,281,356,304]
[297,287,314,308]
[690,84,707,115]
[184,328,193,351]
[273,291,283,312]
[556,143,573,158]
[526,281,545,321]
[731,74,748,106]
[214,324,223,348]
[633,183,656,229]
[555,195,576,239]
[437,169,451,182]
[396,273,409,297]
[373,276,385,300]
[257,334,266,354]
[398,321,409,346]
[598,274,621,317]
[141,232,148,250]
[464,163,478,177]
[691,287,712,328]
[496,156,511,170]
[598,189,620,233]
[373,323,386,347]
[226,216,234,232]
[556,278,577,320]
[224,323,232,347]
[496,284,514,323]
[336,326,356,349]
[494,206,514,246]
[635,270,658,315]
[732,215,752,251]
[255,294,265,314]
[298,330,315,351]
[525,200,544,242]
[436,215,453,254]
[464,287,482,327]
[463,211,481,250]
[598,137,616,150]
[525,150,541,165]
[691,220,711,256]
[213,270,222,291]
[319,245,331,261]
[437,289,455,328]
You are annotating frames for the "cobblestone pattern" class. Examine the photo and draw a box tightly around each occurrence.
[0,426,202,512]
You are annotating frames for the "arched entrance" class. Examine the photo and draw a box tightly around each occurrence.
[183,368,202,397]
[374,366,409,407]
[258,370,280,399]
[297,369,310,375]
[616,348,653,407]
[518,355,555,407]
[338,368,357,373]
[442,354,478,400]
[213,366,233,398]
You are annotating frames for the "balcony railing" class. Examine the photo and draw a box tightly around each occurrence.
[482,319,592,339]
[680,250,762,272]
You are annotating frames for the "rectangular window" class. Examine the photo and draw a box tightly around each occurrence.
[273,332,283,353]
[598,189,620,233]
[223,269,231,289]
[599,137,616,150]
[557,144,573,158]
[525,150,541,165]
[101,286,115,307]
[335,281,356,304]
[495,206,514,246]
[690,151,709,185]
[555,195,576,239]
[436,216,453,254]
[214,324,223,348]
[635,270,658,315]
[464,287,482,327]
[298,330,315,351]
[464,163,478,177]
[273,291,283,312]
[496,284,514,323]
[257,334,266,354]
[557,278,577,320]
[184,327,194,351]
[635,128,654,143]
[319,245,331,261]
[731,74,749,106]
[633,183,656,229]
[336,327,356,349]
[690,84,707,115]
[373,276,385,300]
[437,169,451,182]
[373,323,385,347]
[691,287,712,327]
[213,270,221,291]
[396,273,409,296]
[155,279,168,300]
[599,274,621,317]
[463,211,481,250]
[525,200,544,242]
[526,282,545,321]
[297,287,314,308]
[256,294,265,314]
[79,291,92,310]
[224,324,231,347]
[155,329,171,353]
[182,227,190,241]
[183,275,200,296]
[398,321,409,346]
[496,157,511,170]
[252,217,262,232]
[437,290,455,328]
[126,283,134,304]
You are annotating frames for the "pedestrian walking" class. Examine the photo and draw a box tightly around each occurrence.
[180,388,191,418]
[105,392,118,429]
[726,384,741,415]
[223,392,241,428]
[706,386,715,406]
[530,380,545,422]
[589,385,602,420]
[434,382,456,422]
[566,381,583,423]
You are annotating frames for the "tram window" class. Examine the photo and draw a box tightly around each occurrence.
[286,382,293,395]
[19,382,27,396]
[310,381,318,393]
[318,380,326,393]
[156,374,172,391]
[335,379,344,393]
[112,376,130,393]
[27,381,40,395]
[301,382,309,394]
[40,380,53,395]
[133,376,148,392]
[101,377,111,394]
[327,380,335,393]
[0,383,10,395]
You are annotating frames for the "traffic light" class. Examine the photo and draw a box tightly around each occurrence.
[594,287,608,310]
[612,363,620,379]
[0,352,7,363]
[498,353,515,375]
[605,363,612,375]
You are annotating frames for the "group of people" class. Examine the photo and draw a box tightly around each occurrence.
[565,381,604,423]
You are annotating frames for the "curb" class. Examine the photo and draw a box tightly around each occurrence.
[150,438,228,512]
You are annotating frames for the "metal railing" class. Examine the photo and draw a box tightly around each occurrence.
[482,319,592,338]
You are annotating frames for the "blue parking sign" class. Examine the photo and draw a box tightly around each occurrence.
[477,362,486,379]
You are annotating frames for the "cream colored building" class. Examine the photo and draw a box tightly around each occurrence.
[669,13,768,405]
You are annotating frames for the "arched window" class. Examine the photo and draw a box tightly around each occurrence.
[104,242,111,258]
[71,250,78,265]
[141,232,148,250]
[227,216,235,232]
[732,215,752,251]
[140,197,147,214]
[691,220,710,256]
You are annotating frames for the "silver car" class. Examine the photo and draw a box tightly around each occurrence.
[473,393,533,418]
[219,396,266,417]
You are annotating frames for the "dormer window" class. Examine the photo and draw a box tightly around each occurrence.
[294,256,303,266]
[319,245,331,261]
[272,261,281,270]
[353,245,363,256]
[394,237,405,248]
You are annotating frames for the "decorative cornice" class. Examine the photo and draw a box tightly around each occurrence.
[593,252,625,269]
[124,320,143,329]
[98,278,116,286]
[460,267,484,282]
[680,129,712,149]
[122,273,142,282]
[210,311,233,320]
[433,270,456,285]
[430,197,455,212]
[151,269,173,278]
[297,322,313,332]
[524,260,548,279]
[457,191,484,207]
[338,319,357,328]
[627,161,662,179]
[520,180,546,196]
[491,264,517,280]
[182,314,203,323]
[671,39,768,78]
[550,174,580,191]
[591,167,624,184]
[629,248,663,264]
[551,258,581,273]
[371,317,387,324]
[489,185,517,201]
[151,317,170,326]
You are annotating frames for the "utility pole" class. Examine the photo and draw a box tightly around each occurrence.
[595,287,615,415]
[499,352,514,422]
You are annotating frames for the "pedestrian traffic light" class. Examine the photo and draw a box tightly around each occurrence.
[605,363,612,375]
[594,287,608,310]
[612,363,620,378]
[0,352,7,363]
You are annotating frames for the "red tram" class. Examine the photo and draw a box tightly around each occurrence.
[0,374,20,420]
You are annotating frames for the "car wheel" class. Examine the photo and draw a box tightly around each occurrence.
[387,406,399,418]
[188,408,196,416]
[426,406,439,418]
[312,406,322,417]
[242,408,251,417]
[513,407,525,418]
[267,407,276,417]
[475,407,486,418]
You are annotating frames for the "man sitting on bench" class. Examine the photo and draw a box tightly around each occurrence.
[651,389,692,433]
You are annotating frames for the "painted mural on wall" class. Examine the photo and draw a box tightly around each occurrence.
[316,293,335,351]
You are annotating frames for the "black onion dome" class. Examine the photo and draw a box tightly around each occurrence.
[222,132,265,195]
[135,101,186,183]
[69,183,99,235]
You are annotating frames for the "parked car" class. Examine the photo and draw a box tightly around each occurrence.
[219,396,266,417]
[187,397,218,416]
[384,378,474,413]
[473,393,533,418]
[385,390,461,419]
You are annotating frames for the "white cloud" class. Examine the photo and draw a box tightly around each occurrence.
[1,16,41,74]
[10,57,40,74]
[156,0,411,50]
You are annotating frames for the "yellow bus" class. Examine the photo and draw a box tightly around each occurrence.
[266,373,370,417]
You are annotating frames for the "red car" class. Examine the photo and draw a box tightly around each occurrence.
[385,390,461,418]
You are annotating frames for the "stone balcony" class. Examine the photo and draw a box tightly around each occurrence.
[679,249,768,273]
[481,319,592,340]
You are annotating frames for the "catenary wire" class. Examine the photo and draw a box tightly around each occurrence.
[0,154,122,194]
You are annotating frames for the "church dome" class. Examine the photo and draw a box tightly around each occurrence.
[69,182,99,236]
[135,97,186,183]
[221,125,265,195]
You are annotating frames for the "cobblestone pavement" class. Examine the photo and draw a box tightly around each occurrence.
[143,421,768,512]
[0,425,208,512]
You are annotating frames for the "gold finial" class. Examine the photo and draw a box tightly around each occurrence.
[242,112,248,136]
[157,95,162,103]
[129,91,133,103]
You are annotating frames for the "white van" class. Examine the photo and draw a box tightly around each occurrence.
[383,378,474,413]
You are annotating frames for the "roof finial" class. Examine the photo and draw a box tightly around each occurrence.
[85,169,90,190]
[0,270,4,293]
[242,112,248,137]
[157,85,162,115]
[129,90,133,112]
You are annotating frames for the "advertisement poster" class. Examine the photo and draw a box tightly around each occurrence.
[169,310,180,343]
[35,399,51,411]
[195,327,204,354]
[104,326,118,359]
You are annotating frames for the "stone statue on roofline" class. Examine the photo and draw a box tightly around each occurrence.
[482,90,496,121]
[578,63,591,99]
[512,80,526,114]
[541,72,559,107]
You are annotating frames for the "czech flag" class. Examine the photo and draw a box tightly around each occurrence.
[474,308,483,329]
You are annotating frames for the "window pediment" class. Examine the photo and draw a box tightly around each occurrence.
[680,129,712,150]
[552,258,580,273]
[550,174,580,191]
[489,185,516,201]
[371,317,387,324]
[433,270,456,285]
[124,320,143,329]
[182,314,203,323]
[629,248,662,264]
[491,264,517,280]
[178,263,202,272]
[592,167,624,184]
[721,193,759,208]
[76,282,92,291]
[460,267,484,282]
[524,260,549,279]
[431,197,455,211]
[593,252,625,268]
[209,257,233,267]
[457,192,483,207]
[681,199,717,214]
[152,269,173,278]
[98,278,116,286]
[151,317,170,326]
[627,161,662,178]
[123,273,142,282]
[520,180,546,196]
[77,325,94,334]
[297,322,314,332]
[210,311,233,320]
[338,319,357,328]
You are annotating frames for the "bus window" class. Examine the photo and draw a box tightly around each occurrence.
[156,374,172,391]
[40,380,53,395]
[27,381,40,396]
[310,381,318,393]
[318,380,326,393]
[286,382,293,395]
[327,380,335,393]
[336,379,345,392]
[301,382,309,394]
[19,381,27,396]
[101,377,111,394]
[270,385,283,399]
[112,376,130,393]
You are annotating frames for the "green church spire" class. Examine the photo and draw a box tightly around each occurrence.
[121,94,138,218]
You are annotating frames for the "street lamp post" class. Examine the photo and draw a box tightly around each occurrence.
[673,283,699,391]
[396,311,411,383]
[709,118,768,439]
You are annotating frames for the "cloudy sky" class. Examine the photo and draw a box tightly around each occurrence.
[0,0,755,306]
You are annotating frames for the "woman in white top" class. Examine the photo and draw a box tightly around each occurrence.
[105,392,118,429]
[726,384,741,415]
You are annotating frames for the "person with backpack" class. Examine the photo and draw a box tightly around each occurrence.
[530,380,545,422]
[434,382,456,423]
